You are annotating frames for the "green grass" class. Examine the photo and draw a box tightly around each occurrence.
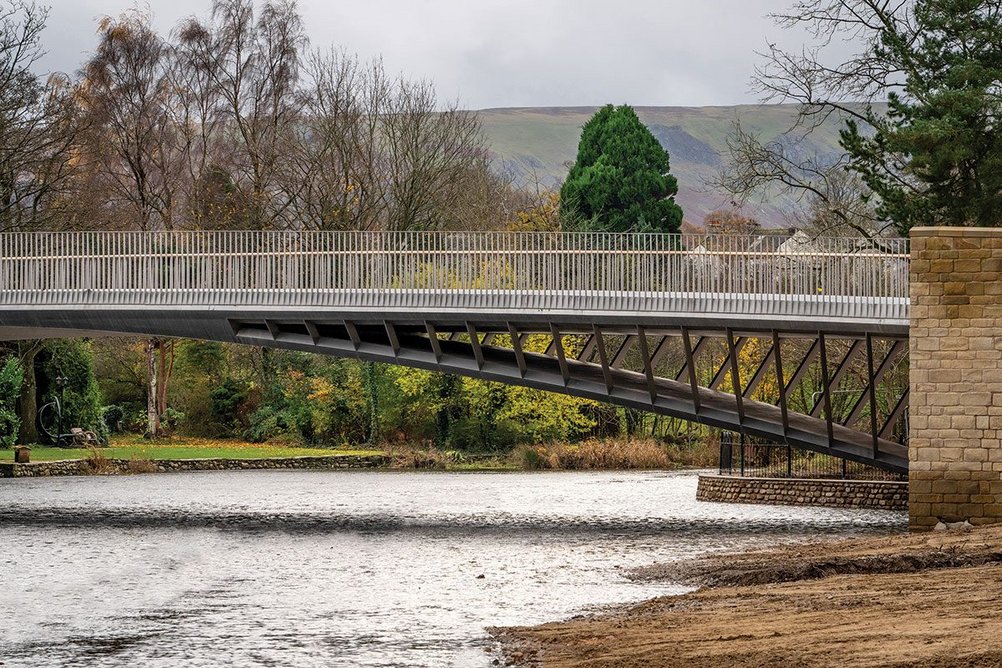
[0,435,383,462]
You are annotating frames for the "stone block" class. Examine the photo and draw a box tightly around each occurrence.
[909,228,1002,528]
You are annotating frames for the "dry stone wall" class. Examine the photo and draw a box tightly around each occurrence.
[910,227,1002,529]
[0,455,389,478]
[697,475,908,511]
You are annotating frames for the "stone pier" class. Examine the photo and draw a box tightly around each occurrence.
[909,227,1002,529]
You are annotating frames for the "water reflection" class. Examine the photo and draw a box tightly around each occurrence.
[0,470,905,667]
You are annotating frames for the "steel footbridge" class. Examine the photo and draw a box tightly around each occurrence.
[0,231,911,472]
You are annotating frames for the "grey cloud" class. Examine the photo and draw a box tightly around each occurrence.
[37,0,840,108]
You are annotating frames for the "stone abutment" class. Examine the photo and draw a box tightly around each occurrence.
[909,227,1002,529]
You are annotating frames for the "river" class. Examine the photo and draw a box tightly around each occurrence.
[0,469,905,667]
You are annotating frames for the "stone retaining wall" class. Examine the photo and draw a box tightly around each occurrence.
[0,455,389,478]
[697,474,908,511]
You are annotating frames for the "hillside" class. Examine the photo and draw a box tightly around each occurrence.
[478,105,851,228]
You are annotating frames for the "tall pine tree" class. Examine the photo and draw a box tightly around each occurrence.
[560,105,683,233]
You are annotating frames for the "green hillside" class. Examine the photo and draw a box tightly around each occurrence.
[478,105,852,228]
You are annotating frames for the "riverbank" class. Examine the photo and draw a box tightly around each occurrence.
[0,436,715,475]
[492,525,1002,667]
[0,436,384,463]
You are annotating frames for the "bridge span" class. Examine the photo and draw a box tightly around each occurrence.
[0,231,910,473]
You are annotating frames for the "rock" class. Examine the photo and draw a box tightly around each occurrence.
[934,522,948,532]
[945,520,974,532]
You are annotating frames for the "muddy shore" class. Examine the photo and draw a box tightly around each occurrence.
[491,526,1002,667]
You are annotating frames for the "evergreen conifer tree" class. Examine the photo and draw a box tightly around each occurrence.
[560,105,683,232]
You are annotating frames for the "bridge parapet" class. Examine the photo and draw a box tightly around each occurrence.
[0,231,908,323]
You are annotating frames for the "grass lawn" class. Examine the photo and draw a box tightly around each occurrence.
[0,435,384,462]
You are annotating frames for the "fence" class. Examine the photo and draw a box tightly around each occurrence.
[718,432,906,481]
[0,231,909,320]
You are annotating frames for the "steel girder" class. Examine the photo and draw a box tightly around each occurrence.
[229,316,910,474]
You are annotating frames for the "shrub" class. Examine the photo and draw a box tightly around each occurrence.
[513,444,549,470]
[102,404,126,434]
[82,446,114,474]
[448,416,521,452]
[387,445,454,470]
[0,356,23,448]
[159,407,185,436]
[126,457,158,474]
[243,404,305,444]
[511,439,674,471]
[42,340,107,444]
[210,378,247,433]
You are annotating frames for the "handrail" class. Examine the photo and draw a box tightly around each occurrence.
[0,231,910,321]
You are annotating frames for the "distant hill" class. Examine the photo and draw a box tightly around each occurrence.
[477,105,852,228]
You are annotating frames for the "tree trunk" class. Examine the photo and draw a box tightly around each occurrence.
[624,408,642,437]
[146,338,160,438]
[16,341,41,444]
[155,340,175,416]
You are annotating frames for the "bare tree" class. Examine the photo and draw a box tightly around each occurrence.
[381,80,486,230]
[0,1,80,443]
[170,17,232,229]
[81,9,183,231]
[719,121,888,238]
[0,1,79,232]
[283,49,496,232]
[434,154,530,231]
[717,0,917,241]
[283,50,390,230]
[198,0,307,229]
[79,9,186,436]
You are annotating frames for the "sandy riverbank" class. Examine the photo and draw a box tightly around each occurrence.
[491,526,1002,667]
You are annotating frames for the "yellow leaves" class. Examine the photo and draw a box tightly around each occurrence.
[509,191,561,232]
[718,337,780,402]
[394,367,440,398]
[497,386,598,443]
[393,259,517,290]
[469,258,516,290]
[307,376,335,402]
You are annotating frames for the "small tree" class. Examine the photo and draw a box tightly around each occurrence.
[42,340,106,443]
[560,104,683,233]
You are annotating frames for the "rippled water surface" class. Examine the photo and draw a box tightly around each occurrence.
[0,469,905,667]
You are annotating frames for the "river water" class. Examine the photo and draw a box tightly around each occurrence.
[0,469,905,667]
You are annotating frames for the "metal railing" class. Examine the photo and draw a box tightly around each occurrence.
[718,433,906,481]
[0,231,909,319]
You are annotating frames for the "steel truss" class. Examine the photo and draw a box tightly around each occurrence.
[233,317,909,473]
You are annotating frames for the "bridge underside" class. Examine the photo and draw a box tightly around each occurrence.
[0,308,910,474]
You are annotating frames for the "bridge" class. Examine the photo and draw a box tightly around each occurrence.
[0,231,911,473]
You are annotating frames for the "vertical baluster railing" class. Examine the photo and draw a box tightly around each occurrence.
[0,230,910,320]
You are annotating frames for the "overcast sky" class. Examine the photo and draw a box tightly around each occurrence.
[37,0,841,109]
